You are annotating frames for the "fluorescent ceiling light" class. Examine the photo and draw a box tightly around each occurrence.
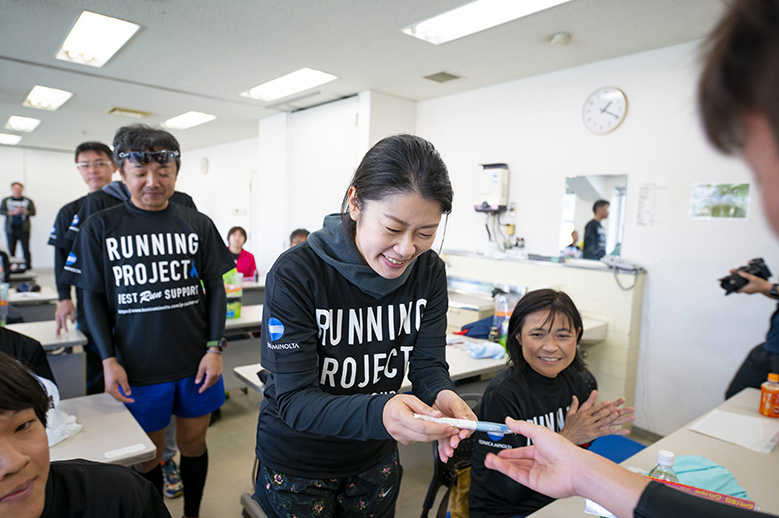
[23,85,74,111]
[56,11,140,67]
[402,0,572,45]
[163,111,217,130]
[241,68,338,102]
[107,107,151,119]
[5,116,41,133]
[0,134,23,146]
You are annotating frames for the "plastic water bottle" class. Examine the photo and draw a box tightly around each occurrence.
[492,291,509,347]
[760,372,779,418]
[648,450,679,483]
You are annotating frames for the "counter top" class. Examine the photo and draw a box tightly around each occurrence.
[442,249,644,274]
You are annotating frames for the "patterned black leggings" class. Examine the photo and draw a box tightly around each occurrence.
[252,448,402,518]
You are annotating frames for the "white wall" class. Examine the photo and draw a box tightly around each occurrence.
[416,41,779,435]
[0,146,101,269]
[176,137,258,255]
[251,91,417,277]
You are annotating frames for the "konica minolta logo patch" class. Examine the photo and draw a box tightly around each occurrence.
[71,214,79,225]
[268,317,284,341]
[66,253,77,265]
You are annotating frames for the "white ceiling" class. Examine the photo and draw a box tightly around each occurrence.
[0,0,727,153]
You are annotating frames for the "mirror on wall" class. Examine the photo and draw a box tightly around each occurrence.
[560,175,627,260]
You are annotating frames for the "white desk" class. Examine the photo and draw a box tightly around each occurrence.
[225,304,263,331]
[241,280,265,306]
[223,305,263,392]
[7,320,88,399]
[50,393,156,466]
[8,286,58,321]
[6,320,87,350]
[234,363,265,393]
[233,338,507,395]
[399,340,506,392]
[530,388,779,517]
[8,285,58,304]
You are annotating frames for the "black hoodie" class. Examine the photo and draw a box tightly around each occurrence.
[256,214,455,478]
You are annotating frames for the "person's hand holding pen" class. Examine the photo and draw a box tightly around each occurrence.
[433,389,478,462]
[382,390,477,463]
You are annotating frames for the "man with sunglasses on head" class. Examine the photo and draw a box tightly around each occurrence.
[61,139,198,501]
[48,142,116,395]
[61,124,235,518]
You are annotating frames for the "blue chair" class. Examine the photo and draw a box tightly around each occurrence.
[589,435,645,464]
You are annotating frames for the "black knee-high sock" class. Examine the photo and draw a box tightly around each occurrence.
[180,450,208,518]
[137,464,163,497]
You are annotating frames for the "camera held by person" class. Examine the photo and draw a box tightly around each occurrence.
[719,258,772,295]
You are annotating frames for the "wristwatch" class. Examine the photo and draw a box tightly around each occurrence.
[206,338,227,352]
[769,284,779,299]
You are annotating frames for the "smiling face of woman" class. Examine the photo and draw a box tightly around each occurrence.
[518,310,581,378]
[348,189,443,280]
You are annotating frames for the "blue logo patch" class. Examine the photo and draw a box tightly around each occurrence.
[70,214,79,225]
[268,318,284,341]
[190,264,199,278]
[50,225,56,234]
[487,432,505,441]
[66,253,77,265]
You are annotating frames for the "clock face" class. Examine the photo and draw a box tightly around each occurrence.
[583,87,628,134]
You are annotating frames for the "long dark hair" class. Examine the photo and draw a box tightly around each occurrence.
[0,351,49,426]
[506,289,586,374]
[340,134,453,237]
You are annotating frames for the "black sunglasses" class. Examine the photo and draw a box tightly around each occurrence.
[118,150,180,166]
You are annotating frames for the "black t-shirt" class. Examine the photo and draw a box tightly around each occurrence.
[61,201,234,385]
[41,459,171,518]
[583,219,606,260]
[65,188,197,246]
[469,366,597,518]
[48,196,83,250]
[0,326,56,383]
[256,243,454,478]
[49,196,87,318]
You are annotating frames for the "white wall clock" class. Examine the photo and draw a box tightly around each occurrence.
[582,87,628,134]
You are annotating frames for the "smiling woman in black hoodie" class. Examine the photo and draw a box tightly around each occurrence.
[253,134,476,518]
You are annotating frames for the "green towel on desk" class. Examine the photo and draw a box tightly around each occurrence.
[675,455,750,500]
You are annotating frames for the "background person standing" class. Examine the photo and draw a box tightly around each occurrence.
[0,181,35,269]
[49,141,116,395]
[582,200,609,260]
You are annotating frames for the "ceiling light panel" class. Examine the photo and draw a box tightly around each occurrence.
[56,11,140,68]
[241,68,338,102]
[107,107,151,119]
[163,111,217,130]
[402,0,572,45]
[5,116,41,132]
[0,134,23,146]
[23,85,74,111]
